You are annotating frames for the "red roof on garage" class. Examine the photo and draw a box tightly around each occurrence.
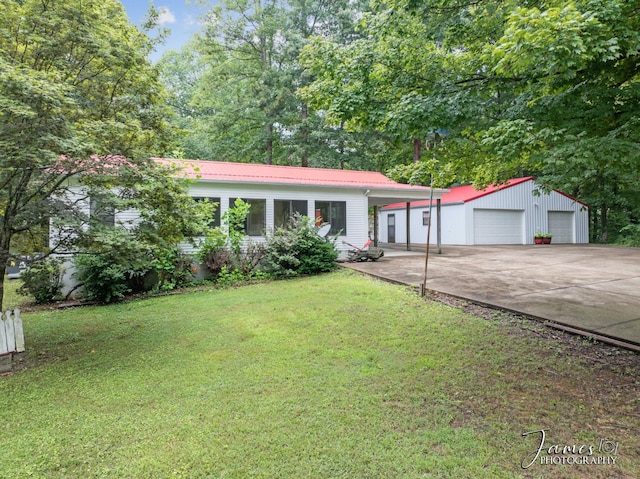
[380,177,589,209]
[382,177,535,209]
[154,158,430,190]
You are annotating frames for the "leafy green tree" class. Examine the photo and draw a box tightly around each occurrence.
[485,0,640,242]
[71,162,216,303]
[0,0,175,308]
[159,0,383,169]
[301,0,640,241]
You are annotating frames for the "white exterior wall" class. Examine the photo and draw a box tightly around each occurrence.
[378,179,589,245]
[463,180,588,244]
[54,181,371,258]
[180,182,370,257]
[378,203,467,244]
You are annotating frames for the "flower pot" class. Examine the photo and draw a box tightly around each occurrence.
[534,237,544,244]
[542,237,551,244]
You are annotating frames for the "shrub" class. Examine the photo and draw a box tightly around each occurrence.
[216,265,272,286]
[73,231,155,303]
[17,257,65,304]
[234,241,267,275]
[198,228,232,276]
[152,248,196,291]
[618,224,640,247]
[263,214,338,277]
[198,200,267,279]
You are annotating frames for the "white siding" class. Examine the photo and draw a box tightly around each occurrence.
[182,182,370,257]
[378,179,589,245]
[49,184,89,251]
[379,203,467,245]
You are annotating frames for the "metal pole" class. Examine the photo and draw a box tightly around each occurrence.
[373,205,379,247]
[421,176,434,297]
[437,198,442,254]
[406,202,411,251]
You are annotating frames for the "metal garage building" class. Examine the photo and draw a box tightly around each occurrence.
[378,177,589,245]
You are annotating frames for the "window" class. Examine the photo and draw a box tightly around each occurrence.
[422,210,430,226]
[230,198,266,236]
[193,197,221,227]
[90,197,115,227]
[274,200,308,228]
[315,201,347,236]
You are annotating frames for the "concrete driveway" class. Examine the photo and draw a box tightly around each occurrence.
[342,244,640,350]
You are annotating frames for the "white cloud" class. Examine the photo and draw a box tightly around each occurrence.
[157,7,176,25]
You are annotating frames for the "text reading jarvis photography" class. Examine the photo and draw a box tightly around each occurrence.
[521,429,619,469]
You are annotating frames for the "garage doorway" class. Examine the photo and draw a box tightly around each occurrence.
[548,211,574,243]
[473,209,524,244]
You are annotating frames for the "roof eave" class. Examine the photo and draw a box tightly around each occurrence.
[190,176,444,193]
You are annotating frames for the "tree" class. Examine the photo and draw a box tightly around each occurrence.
[159,0,384,169]
[156,39,212,160]
[301,0,640,241]
[484,0,640,242]
[67,161,215,303]
[300,2,484,183]
[187,0,290,165]
[0,0,176,309]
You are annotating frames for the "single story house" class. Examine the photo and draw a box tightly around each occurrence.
[169,159,449,255]
[55,159,448,257]
[378,177,589,245]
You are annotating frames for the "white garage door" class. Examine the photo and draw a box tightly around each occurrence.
[548,211,574,243]
[473,209,524,244]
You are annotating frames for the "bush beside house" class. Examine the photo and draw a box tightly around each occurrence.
[20,200,338,305]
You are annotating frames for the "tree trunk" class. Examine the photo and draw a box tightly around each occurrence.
[600,202,608,243]
[301,103,309,167]
[600,176,608,243]
[339,121,345,170]
[0,229,11,311]
[413,138,421,163]
[265,123,273,165]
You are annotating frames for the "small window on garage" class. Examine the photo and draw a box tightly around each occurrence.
[422,210,430,226]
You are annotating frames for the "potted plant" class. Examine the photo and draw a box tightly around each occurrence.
[534,232,544,245]
[542,233,553,244]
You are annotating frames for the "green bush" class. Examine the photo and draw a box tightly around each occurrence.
[198,200,266,278]
[73,232,155,303]
[216,266,272,286]
[152,248,196,292]
[618,224,640,247]
[17,257,65,304]
[198,228,232,276]
[263,214,338,277]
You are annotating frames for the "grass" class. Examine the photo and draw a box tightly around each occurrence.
[2,277,28,310]
[0,270,638,478]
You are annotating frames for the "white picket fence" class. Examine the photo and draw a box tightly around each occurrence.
[0,309,25,355]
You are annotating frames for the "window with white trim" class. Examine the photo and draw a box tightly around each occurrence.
[315,201,347,236]
[193,197,221,227]
[274,199,308,228]
[230,198,266,236]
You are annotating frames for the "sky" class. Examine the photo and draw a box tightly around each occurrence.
[119,1,213,61]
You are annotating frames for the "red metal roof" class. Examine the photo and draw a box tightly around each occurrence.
[382,177,536,209]
[154,158,430,191]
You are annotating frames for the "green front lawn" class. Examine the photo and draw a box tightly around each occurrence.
[2,277,27,310]
[0,271,637,478]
